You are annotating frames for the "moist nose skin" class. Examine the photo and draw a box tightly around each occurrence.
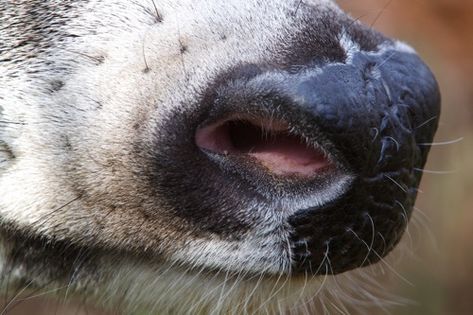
[285,50,440,274]
[193,47,440,274]
[157,38,440,274]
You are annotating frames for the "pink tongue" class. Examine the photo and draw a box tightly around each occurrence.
[248,136,330,176]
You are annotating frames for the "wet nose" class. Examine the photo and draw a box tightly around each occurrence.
[196,48,439,180]
[284,49,440,274]
[281,48,440,178]
[194,47,440,274]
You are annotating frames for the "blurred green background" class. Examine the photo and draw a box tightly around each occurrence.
[339,1,473,314]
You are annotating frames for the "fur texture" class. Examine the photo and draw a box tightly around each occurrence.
[0,0,440,314]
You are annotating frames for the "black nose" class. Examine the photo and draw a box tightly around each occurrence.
[194,47,440,274]
[152,43,440,273]
[282,50,440,274]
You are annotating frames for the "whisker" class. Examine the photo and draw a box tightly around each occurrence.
[55,47,104,64]
[414,168,458,175]
[411,208,439,253]
[364,214,376,266]
[30,196,81,227]
[374,51,397,71]
[294,0,304,16]
[15,285,69,302]
[240,267,267,312]
[415,116,438,129]
[142,30,151,72]
[254,268,289,313]
[395,201,413,253]
[413,206,432,224]
[1,279,34,315]
[370,0,394,27]
[384,175,407,193]
[308,265,329,310]
[418,137,464,146]
[150,0,163,22]
[350,230,413,286]
[213,268,232,314]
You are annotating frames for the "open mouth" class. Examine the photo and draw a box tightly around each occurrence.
[195,117,332,177]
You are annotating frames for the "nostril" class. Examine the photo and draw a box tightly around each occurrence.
[226,119,292,155]
[195,120,235,154]
[195,117,332,177]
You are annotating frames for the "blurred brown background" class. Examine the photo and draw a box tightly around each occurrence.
[339,0,473,315]
[2,1,473,314]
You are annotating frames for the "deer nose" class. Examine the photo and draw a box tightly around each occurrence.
[194,47,440,274]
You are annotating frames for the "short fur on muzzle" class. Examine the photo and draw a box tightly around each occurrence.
[0,0,440,313]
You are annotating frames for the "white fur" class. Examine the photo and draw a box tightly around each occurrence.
[0,0,418,313]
